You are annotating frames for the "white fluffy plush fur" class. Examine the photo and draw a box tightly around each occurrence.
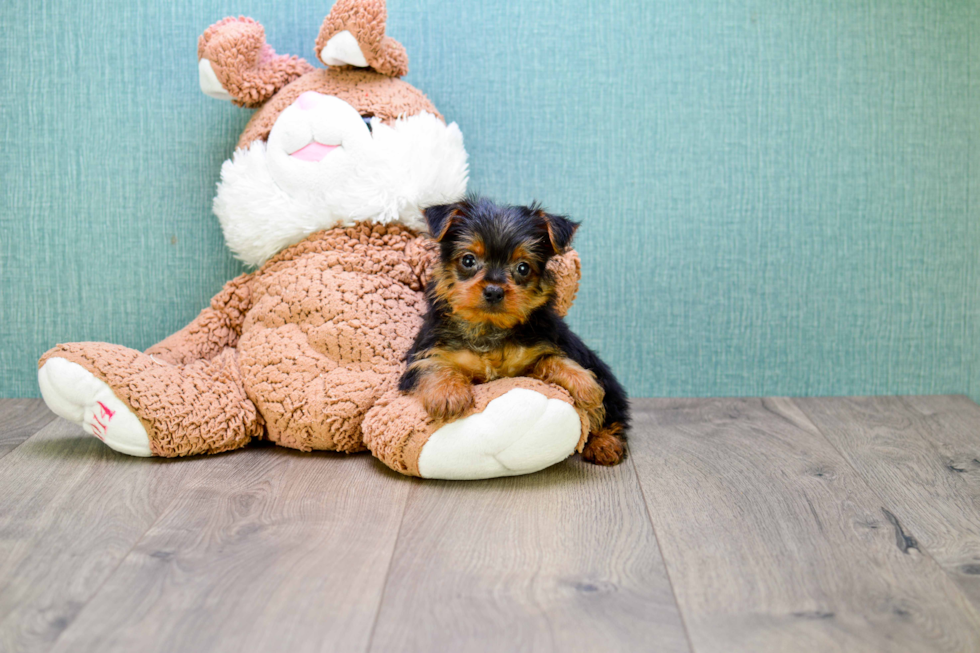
[214,107,469,267]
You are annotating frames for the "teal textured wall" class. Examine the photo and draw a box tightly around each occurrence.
[1,1,978,399]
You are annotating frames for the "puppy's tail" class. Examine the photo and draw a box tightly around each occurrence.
[581,423,626,466]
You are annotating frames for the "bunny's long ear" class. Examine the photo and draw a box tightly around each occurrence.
[315,0,409,77]
[198,17,314,108]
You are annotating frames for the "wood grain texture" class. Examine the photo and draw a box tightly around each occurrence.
[0,419,198,653]
[368,458,690,653]
[5,397,980,653]
[0,400,56,460]
[796,395,980,609]
[630,397,980,653]
[47,449,410,653]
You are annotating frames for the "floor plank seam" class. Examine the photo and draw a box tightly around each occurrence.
[38,454,196,653]
[9,399,980,651]
[0,400,57,463]
[789,399,938,555]
[0,431,50,463]
[628,450,697,653]
[363,478,413,653]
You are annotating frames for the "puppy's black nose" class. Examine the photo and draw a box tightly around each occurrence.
[482,285,504,304]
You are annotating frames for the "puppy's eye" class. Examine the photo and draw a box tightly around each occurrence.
[361,115,373,133]
[516,262,531,276]
[461,254,477,269]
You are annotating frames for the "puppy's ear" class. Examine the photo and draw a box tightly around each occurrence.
[424,204,461,242]
[534,207,580,254]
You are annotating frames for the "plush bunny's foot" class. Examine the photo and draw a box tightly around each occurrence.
[363,378,588,480]
[39,342,261,458]
[38,357,153,457]
[417,388,581,480]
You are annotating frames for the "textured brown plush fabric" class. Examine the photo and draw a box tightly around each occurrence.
[39,225,583,461]
[146,273,253,366]
[39,0,588,474]
[363,378,590,477]
[198,17,316,108]
[203,0,439,149]
[39,343,262,456]
[41,224,425,456]
[549,249,581,317]
[237,68,441,150]
[237,224,430,453]
[315,0,409,77]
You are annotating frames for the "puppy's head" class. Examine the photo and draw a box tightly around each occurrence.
[424,196,579,329]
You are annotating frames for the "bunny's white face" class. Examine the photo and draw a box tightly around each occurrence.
[213,92,468,267]
[270,92,371,166]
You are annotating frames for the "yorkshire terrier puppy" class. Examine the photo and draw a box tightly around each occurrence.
[399,196,630,465]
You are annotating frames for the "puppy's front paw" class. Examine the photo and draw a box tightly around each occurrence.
[531,356,606,431]
[417,375,475,422]
[422,386,475,421]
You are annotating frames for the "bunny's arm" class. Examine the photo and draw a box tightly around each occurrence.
[549,249,581,318]
[144,274,254,366]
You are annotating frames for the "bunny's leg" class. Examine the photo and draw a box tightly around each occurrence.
[38,343,261,457]
[236,325,389,453]
[363,378,587,480]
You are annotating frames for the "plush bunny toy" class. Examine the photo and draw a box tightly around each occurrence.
[37,0,589,479]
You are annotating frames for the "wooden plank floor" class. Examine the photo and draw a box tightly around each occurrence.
[1,397,979,653]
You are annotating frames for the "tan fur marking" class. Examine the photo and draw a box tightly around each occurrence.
[430,263,553,331]
[413,343,558,384]
[510,244,533,264]
[581,422,625,466]
[462,236,485,258]
[411,360,474,421]
[530,356,605,432]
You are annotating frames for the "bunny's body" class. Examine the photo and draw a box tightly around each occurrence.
[37,0,589,479]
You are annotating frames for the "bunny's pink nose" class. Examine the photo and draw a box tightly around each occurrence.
[296,91,321,111]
